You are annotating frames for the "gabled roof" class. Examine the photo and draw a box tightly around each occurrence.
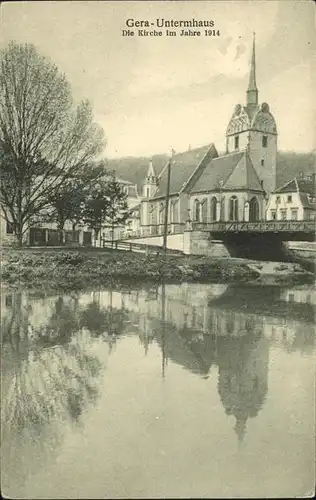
[273,175,316,210]
[191,150,263,193]
[224,151,263,191]
[274,176,316,195]
[152,144,218,199]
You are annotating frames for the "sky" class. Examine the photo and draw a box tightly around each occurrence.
[1,0,315,158]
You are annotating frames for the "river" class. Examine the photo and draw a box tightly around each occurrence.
[1,281,315,498]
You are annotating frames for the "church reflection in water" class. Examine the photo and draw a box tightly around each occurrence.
[1,280,315,460]
[121,282,315,443]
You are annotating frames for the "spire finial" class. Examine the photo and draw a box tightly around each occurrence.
[246,32,258,106]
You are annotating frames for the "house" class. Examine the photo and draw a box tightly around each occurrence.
[0,173,139,246]
[266,174,316,221]
[139,34,276,234]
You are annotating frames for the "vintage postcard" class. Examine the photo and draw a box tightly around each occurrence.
[1,0,315,498]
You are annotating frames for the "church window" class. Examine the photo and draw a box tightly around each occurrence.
[201,199,208,223]
[261,159,264,166]
[287,195,292,203]
[276,196,281,204]
[146,187,150,197]
[249,197,259,222]
[229,196,238,221]
[234,135,239,150]
[171,200,179,223]
[262,135,268,147]
[193,199,200,222]
[159,203,165,224]
[210,197,217,221]
[270,210,277,220]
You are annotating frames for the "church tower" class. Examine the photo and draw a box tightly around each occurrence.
[226,34,277,194]
[142,159,157,198]
[141,159,158,227]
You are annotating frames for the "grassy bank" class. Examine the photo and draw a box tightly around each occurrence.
[1,247,262,291]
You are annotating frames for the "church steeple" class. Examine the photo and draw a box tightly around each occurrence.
[143,159,157,197]
[246,33,258,107]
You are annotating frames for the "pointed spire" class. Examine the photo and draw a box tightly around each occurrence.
[246,32,258,107]
[146,159,156,181]
[234,414,247,446]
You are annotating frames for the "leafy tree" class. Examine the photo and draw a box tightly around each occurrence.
[45,163,105,243]
[0,42,105,246]
[83,173,128,246]
[103,174,129,243]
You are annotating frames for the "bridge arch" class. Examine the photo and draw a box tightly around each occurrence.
[249,197,259,222]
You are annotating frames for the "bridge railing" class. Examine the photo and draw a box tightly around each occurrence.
[102,239,184,256]
[191,220,316,233]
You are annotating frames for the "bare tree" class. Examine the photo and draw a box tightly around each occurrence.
[0,42,105,246]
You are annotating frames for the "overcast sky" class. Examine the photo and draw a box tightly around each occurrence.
[1,0,314,158]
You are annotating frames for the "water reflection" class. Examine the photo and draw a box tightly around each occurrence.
[1,291,129,489]
[217,333,269,445]
[1,281,315,497]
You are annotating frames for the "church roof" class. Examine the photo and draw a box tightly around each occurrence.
[191,150,263,193]
[152,144,218,199]
[247,34,257,93]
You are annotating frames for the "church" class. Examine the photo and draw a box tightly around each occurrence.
[139,35,278,236]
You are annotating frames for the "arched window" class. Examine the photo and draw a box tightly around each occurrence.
[159,203,165,224]
[221,197,225,221]
[201,199,208,223]
[193,199,200,222]
[210,197,217,221]
[249,197,259,221]
[229,196,238,221]
[170,200,179,223]
[149,204,156,225]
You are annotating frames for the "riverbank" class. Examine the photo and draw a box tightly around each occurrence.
[1,247,313,291]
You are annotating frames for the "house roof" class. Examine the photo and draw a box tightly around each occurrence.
[191,150,263,193]
[274,175,316,210]
[152,144,218,199]
[127,203,141,217]
[274,176,316,195]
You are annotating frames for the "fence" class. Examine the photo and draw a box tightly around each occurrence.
[29,227,92,246]
[102,239,184,256]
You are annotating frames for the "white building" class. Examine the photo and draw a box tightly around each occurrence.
[266,174,316,221]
